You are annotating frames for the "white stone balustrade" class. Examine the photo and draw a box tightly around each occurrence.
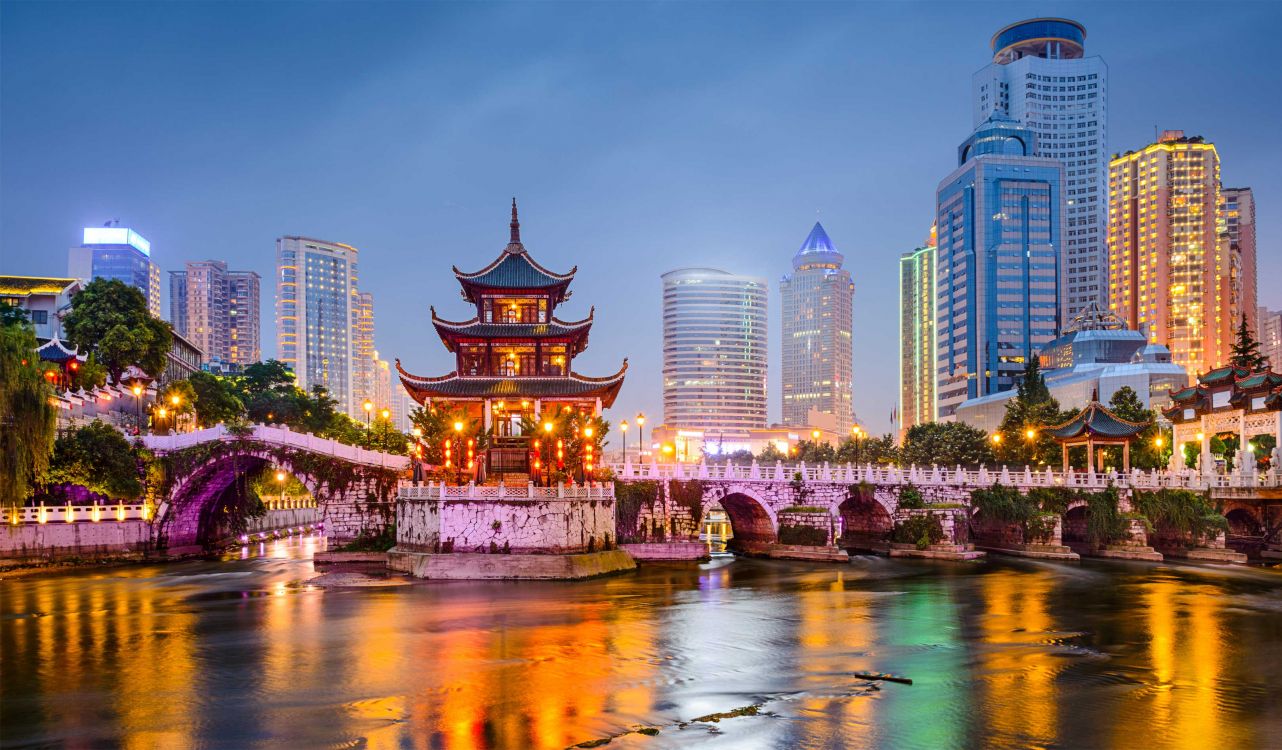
[141,424,410,470]
[611,461,1282,491]
[398,481,614,501]
[7,502,150,525]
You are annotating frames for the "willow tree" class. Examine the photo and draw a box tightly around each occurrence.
[0,304,56,507]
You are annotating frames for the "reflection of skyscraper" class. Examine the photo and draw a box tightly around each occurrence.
[973,17,1107,319]
[1107,131,1252,377]
[276,236,361,415]
[69,226,161,316]
[170,260,261,367]
[780,223,854,432]
[936,114,1064,419]
[898,225,936,438]
[662,267,768,430]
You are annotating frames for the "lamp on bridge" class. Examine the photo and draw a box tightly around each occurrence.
[363,400,374,428]
[620,420,628,463]
[636,413,646,460]
[275,470,286,507]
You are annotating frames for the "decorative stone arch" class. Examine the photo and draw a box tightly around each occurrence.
[157,440,400,550]
[706,483,778,551]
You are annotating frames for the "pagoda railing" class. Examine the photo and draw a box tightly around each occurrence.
[610,461,1282,491]
[399,481,614,501]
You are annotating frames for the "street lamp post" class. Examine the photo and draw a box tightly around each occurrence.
[363,400,373,429]
[543,420,554,486]
[275,470,286,507]
[620,420,628,464]
[851,425,863,465]
[411,427,423,485]
[453,421,464,485]
[636,413,646,462]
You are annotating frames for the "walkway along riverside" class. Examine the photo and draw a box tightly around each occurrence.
[609,460,1272,563]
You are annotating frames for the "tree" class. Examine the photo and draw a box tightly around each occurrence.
[756,443,786,463]
[900,422,994,467]
[62,279,173,381]
[0,303,57,507]
[409,404,479,465]
[702,449,755,465]
[836,433,899,465]
[995,359,1069,467]
[44,420,143,500]
[187,371,244,427]
[793,439,836,463]
[1229,315,1269,371]
[1104,386,1165,470]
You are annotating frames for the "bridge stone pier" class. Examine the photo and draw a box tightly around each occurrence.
[143,425,408,552]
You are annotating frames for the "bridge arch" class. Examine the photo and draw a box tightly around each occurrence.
[709,485,777,552]
[154,435,403,551]
[837,484,894,552]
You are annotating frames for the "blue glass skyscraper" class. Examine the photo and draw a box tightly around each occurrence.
[935,112,1065,419]
[67,226,161,317]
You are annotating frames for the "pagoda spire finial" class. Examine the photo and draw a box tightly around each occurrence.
[508,197,521,248]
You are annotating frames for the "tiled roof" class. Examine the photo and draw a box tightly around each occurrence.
[454,250,575,290]
[1045,401,1149,440]
[0,276,79,296]
[430,307,593,351]
[1234,372,1282,390]
[35,337,85,363]
[1200,365,1249,385]
[1169,385,1203,403]
[397,359,627,407]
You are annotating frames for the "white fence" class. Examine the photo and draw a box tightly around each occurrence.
[399,481,614,501]
[610,461,1282,491]
[141,424,409,470]
[8,502,150,525]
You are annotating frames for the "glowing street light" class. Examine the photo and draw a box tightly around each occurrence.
[991,433,1002,444]
[620,420,629,462]
[1025,428,1036,440]
[636,412,646,459]
[381,408,390,420]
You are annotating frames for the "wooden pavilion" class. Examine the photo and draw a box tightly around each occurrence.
[1044,399,1150,472]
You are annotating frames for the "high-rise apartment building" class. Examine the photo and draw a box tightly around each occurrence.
[170,261,262,367]
[1222,187,1257,335]
[68,226,161,316]
[935,113,1065,419]
[780,222,854,433]
[661,267,768,430]
[276,236,362,416]
[898,224,936,438]
[1259,307,1282,370]
[973,17,1107,319]
[1107,131,1251,378]
[353,291,376,411]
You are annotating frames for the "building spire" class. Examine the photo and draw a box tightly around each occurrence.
[509,197,521,246]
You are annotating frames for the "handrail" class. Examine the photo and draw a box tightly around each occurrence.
[6,502,150,525]
[398,481,614,501]
[140,424,409,470]
[607,461,1282,491]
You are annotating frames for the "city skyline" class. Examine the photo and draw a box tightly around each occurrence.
[3,2,1280,436]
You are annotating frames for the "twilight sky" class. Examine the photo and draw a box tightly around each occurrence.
[2,1,1279,437]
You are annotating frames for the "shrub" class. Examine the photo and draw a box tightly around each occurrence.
[898,484,925,509]
[779,524,829,546]
[1132,488,1228,544]
[893,514,944,550]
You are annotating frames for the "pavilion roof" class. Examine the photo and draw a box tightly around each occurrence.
[430,306,593,353]
[396,358,627,407]
[35,336,85,364]
[1199,364,1249,385]
[452,200,576,303]
[1044,401,1150,440]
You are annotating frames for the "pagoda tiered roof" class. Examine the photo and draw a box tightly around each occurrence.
[1045,400,1150,440]
[453,200,576,305]
[396,358,628,406]
[35,336,86,364]
[430,306,594,354]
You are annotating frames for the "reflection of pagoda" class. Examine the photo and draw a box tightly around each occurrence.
[397,200,627,474]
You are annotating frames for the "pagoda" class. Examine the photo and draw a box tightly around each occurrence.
[397,200,627,475]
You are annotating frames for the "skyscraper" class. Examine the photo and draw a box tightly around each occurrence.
[661,267,768,430]
[1107,131,1249,378]
[68,226,161,316]
[935,113,1065,419]
[1259,307,1282,370]
[973,17,1107,319]
[898,224,936,438]
[276,236,362,416]
[353,291,376,411]
[170,260,261,367]
[780,222,854,432]
[1222,187,1257,336]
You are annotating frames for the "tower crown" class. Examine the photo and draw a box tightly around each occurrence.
[792,222,844,271]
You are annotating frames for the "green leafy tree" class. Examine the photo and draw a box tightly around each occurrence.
[793,439,837,463]
[71,352,108,390]
[1229,314,1268,370]
[0,303,57,507]
[756,442,787,463]
[900,422,994,467]
[45,420,143,500]
[410,404,480,465]
[62,279,172,381]
[702,449,755,465]
[1102,386,1164,470]
[995,359,1069,467]
[187,371,244,426]
[836,433,899,465]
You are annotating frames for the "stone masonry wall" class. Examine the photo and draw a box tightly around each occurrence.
[1,520,151,561]
[397,496,616,554]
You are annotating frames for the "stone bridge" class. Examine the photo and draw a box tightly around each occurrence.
[142,425,409,551]
[613,461,1282,561]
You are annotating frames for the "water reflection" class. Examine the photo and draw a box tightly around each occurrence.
[4,541,1282,749]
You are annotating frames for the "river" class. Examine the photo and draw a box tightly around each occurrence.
[3,536,1282,749]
